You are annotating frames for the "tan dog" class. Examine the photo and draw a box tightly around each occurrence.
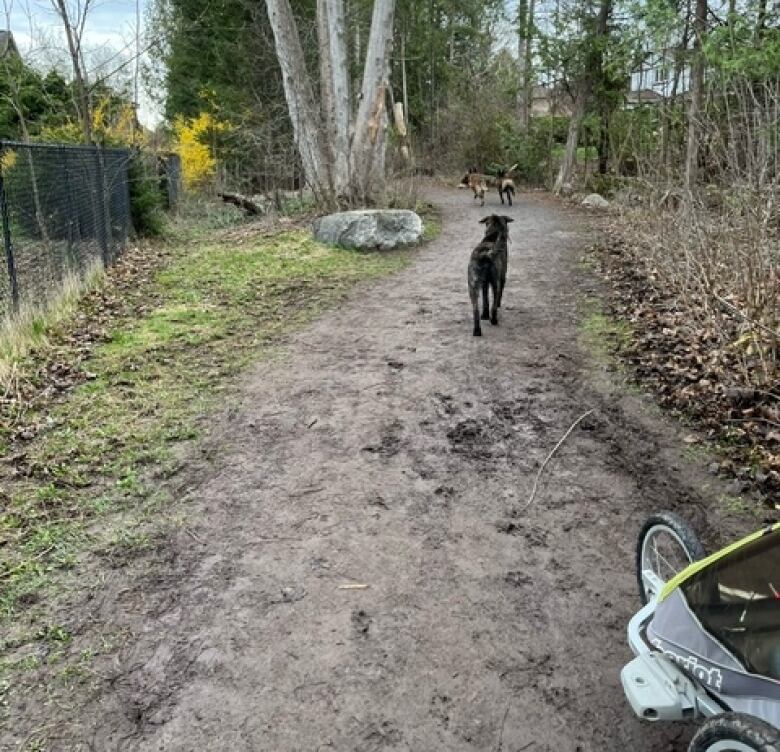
[459,169,488,206]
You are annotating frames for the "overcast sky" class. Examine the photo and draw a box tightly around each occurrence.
[4,0,161,126]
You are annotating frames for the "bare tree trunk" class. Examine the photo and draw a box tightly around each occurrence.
[598,108,609,175]
[266,0,395,206]
[317,0,335,147]
[265,0,335,206]
[318,0,350,196]
[662,9,690,177]
[52,0,93,143]
[401,30,409,130]
[326,0,350,195]
[350,0,396,203]
[554,0,610,191]
[685,0,707,190]
[524,0,535,131]
[516,0,535,132]
[554,87,587,192]
[316,0,338,194]
[756,0,767,39]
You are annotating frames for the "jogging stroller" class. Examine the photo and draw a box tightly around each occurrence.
[622,512,780,750]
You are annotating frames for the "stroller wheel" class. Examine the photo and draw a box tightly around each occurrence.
[636,511,706,604]
[689,713,780,752]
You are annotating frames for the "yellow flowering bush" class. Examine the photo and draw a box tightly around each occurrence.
[0,149,17,172]
[173,112,230,190]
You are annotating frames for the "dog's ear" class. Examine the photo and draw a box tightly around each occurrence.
[502,216,514,222]
[479,216,491,224]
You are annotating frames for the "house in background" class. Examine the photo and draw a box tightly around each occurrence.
[628,49,691,107]
[528,48,691,117]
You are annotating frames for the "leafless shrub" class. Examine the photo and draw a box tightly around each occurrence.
[623,75,780,388]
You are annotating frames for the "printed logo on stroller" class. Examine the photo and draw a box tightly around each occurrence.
[651,638,724,691]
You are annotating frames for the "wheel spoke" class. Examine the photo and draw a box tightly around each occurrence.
[644,530,692,586]
[637,515,704,605]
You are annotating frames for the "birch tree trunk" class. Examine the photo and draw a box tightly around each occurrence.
[317,0,350,196]
[350,0,396,204]
[265,0,395,207]
[265,0,335,207]
[684,0,707,191]
[327,0,350,195]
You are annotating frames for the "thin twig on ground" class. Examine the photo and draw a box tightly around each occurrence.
[496,705,510,752]
[522,409,595,511]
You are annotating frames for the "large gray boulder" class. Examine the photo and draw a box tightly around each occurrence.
[313,209,423,250]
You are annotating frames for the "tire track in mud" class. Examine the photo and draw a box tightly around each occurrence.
[4,187,718,751]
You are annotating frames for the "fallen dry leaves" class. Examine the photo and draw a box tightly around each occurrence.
[594,218,780,504]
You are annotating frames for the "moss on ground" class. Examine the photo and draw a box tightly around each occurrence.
[579,297,633,367]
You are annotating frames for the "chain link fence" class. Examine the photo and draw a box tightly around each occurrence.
[0,141,133,319]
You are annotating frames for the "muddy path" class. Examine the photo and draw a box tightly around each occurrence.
[5,186,727,751]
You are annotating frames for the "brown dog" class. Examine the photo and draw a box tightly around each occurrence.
[496,164,517,206]
[459,168,488,206]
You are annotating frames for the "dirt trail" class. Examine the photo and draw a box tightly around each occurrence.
[7,187,719,751]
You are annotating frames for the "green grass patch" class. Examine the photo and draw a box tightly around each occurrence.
[579,298,633,366]
[0,227,413,617]
[0,264,105,380]
[418,202,442,242]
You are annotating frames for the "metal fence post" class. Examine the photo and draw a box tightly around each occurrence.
[61,147,78,264]
[93,147,110,265]
[0,144,19,312]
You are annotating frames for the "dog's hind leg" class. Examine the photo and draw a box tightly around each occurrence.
[469,277,482,336]
[499,187,505,205]
[490,279,499,326]
[507,189,512,207]
[481,282,490,320]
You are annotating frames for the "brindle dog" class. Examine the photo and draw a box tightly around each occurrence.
[467,214,513,336]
